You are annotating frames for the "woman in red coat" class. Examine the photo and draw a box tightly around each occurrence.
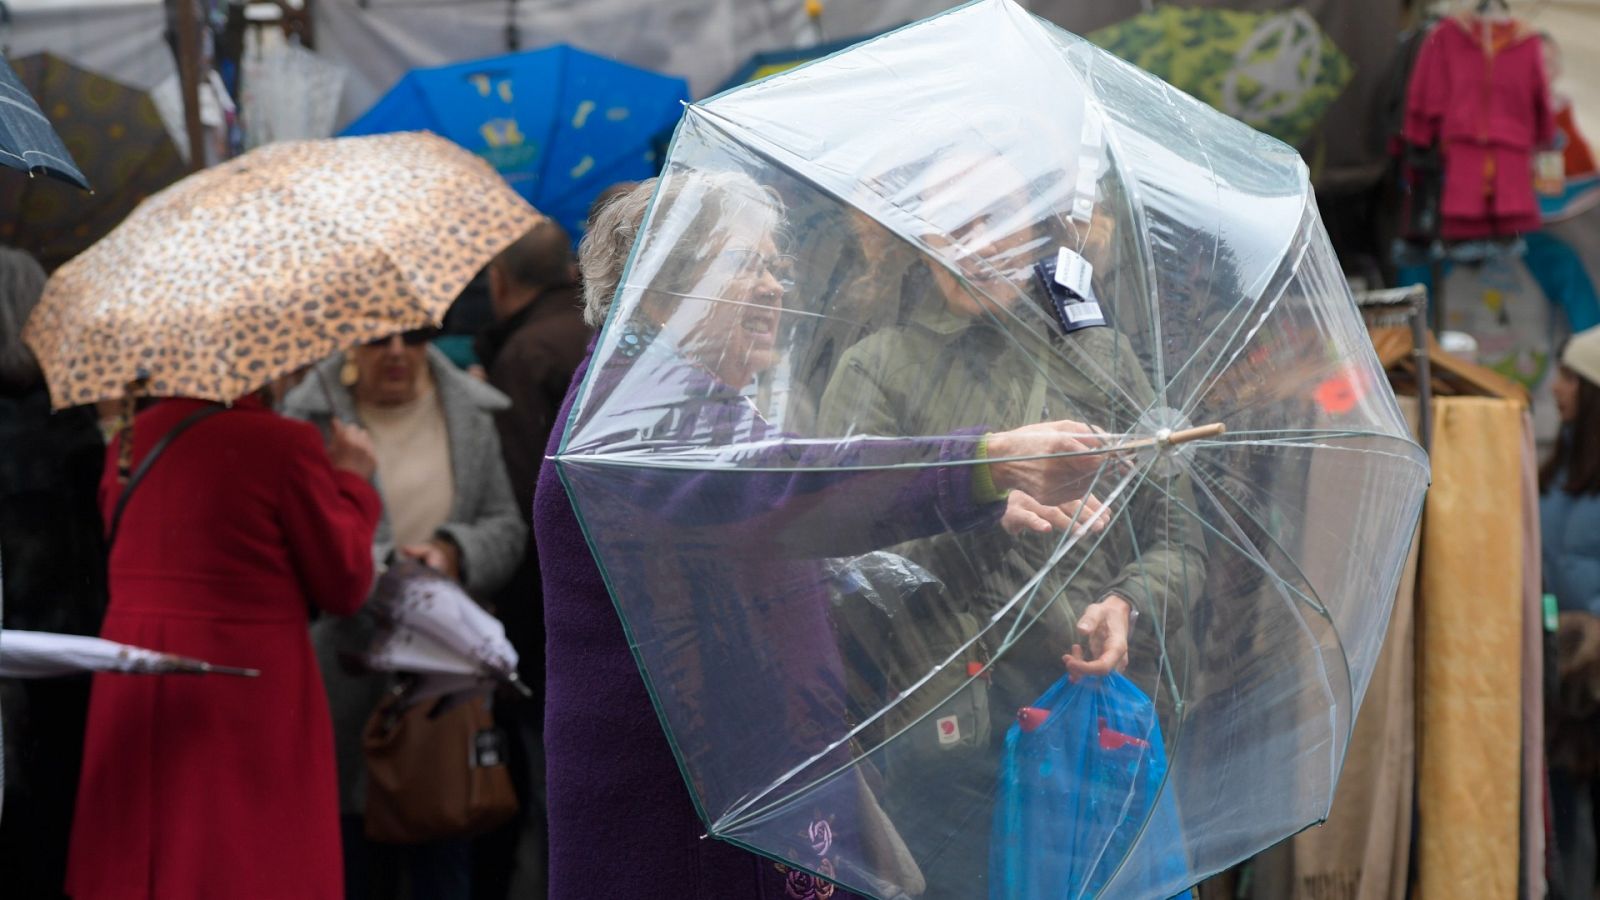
[65,385,383,900]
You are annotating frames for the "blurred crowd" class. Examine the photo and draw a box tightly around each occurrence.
[0,161,1597,900]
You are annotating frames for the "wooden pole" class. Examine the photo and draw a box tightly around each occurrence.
[174,0,208,171]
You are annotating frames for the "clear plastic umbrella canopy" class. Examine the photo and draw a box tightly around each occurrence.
[553,1,1430,897]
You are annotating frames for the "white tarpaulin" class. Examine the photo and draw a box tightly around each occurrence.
[1,1,174,90]
[4,0,1414,189]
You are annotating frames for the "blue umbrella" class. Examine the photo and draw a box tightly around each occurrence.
[991,673,1193,899]
[0,52,89,190]
[342,45,687,237]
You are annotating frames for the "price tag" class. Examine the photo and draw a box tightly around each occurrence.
[1062,300,1104,325]
[1032,246,1106,333]
[1054,246,1096,301]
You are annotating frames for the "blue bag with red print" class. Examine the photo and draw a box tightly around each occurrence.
[990,672,1192,900]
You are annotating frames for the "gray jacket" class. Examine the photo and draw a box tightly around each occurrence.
[283,345,528,812]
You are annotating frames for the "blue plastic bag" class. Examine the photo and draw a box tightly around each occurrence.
[990,672,1191,900]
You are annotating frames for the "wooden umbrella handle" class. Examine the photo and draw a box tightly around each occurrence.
[1163,423,1226,446]
[1114,422,1226,452]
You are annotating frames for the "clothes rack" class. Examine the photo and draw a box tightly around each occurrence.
[1356,284,1435,451]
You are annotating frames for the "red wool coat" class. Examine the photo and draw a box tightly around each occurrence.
[65,397,381,900]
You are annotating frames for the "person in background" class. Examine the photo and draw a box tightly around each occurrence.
[1541,325,1600,900]
[476,217,589,527]
[469,216,590,899]
[284,330,526,900]
[0,247,108,899]
[65,363,382,898]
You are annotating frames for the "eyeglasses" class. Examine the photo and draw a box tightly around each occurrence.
[364,328,440,348]
[714,248,797,291]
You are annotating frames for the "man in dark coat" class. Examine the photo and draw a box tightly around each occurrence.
[471,217,592,899]
[477,219,589,516]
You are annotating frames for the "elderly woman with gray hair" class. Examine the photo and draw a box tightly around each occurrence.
[535,173,1116,900]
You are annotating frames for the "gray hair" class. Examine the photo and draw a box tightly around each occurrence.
[577,170,787,329]
[0,246,47,391]
[580,178,657,328]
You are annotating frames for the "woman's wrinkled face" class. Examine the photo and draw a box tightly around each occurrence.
[679,233,792,388]
[1554,366,1581,423]
[350,332,429,406]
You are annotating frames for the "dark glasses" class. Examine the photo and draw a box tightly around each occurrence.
[365,327,440,348]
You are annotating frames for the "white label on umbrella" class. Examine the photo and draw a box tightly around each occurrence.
[937,714,961,745]
[1063,301,1104,324]
[1054,246,1096,301]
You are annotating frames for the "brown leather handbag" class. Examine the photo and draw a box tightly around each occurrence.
[362,688,518,844]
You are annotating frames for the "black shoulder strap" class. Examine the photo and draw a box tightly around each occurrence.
[107,404,227,552]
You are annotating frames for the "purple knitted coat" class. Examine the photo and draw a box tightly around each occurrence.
[537,346,999,899]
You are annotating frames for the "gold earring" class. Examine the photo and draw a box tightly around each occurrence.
[339,358,359,387]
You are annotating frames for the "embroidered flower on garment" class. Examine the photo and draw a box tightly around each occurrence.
[775,860,837,900]
[782,867,819,899]
[808,818,833,856]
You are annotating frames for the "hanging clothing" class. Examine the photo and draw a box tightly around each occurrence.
[1539,100,1600,224]
[1524,230,1600,335]
[238,39,348,149]
[1519,413,1547,900]
[1404,14,1555,239]
[1416,396,1528,900]
[1284,396,1423,900]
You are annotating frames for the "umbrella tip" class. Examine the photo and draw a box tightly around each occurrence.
[506,672,534,698]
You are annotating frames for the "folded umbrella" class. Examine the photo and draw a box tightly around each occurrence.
[0,630,258,678]
[364,560,526,700]
[0,51,89,189]
[24,131,542,409]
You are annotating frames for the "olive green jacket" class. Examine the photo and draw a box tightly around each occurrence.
[816,298,1207,698]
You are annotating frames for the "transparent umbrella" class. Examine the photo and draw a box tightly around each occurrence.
[552,1,1430,897]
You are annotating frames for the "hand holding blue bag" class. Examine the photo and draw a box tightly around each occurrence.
[991,672,1191,900]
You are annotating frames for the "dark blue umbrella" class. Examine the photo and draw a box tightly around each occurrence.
[0,52,89,190]
[342,45,687,238]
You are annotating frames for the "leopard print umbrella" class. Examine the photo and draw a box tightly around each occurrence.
[23,131,543,408]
